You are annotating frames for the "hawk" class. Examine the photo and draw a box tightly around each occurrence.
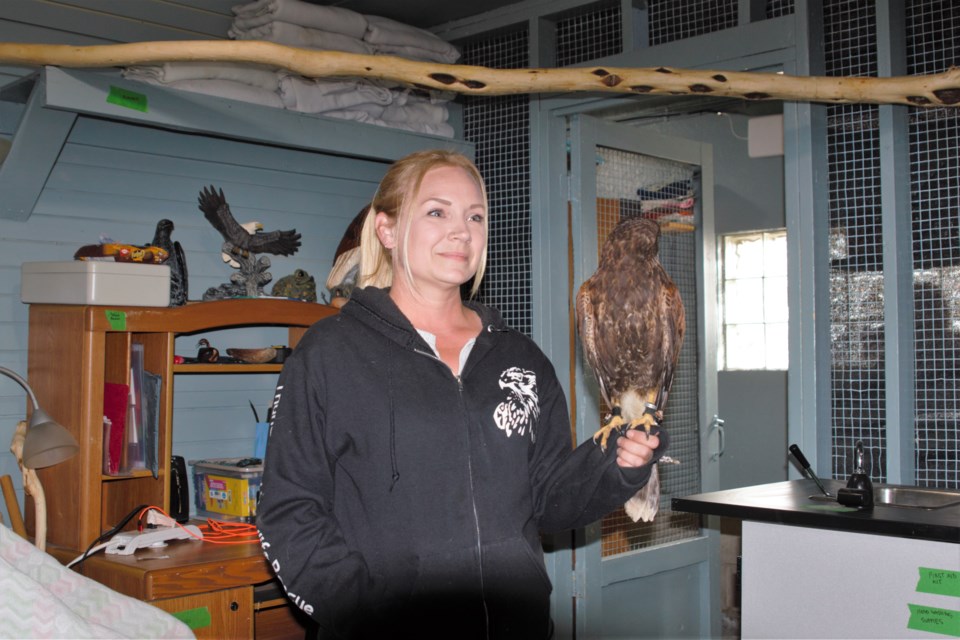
[575,217,685,522]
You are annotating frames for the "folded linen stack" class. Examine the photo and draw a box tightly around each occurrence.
[228,0,374,54]
[227,0,459,136]
[122,0,460,138]
[121,61,285,108]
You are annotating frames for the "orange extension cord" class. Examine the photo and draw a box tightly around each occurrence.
[137,506,260,544]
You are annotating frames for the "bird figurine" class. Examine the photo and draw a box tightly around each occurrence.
[197,185,302,299]
[150,219,188,306]
[575,217,685,523]
[324,204,369,307]
[196,339,219,363]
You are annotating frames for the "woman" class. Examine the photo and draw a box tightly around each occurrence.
[257,149,666,639]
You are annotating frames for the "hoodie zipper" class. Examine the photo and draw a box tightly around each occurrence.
[411,346,490,637]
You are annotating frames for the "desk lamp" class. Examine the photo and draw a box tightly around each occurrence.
[0,366,79,469]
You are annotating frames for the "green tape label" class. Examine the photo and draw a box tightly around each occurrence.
[104,309,126,330]
[107,85,148,112]
[907,604,960,637]
[171,606,212,630]
[918,567,960,598]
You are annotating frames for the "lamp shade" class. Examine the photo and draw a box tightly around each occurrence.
[0,366,80,469]
[22,407,80,469]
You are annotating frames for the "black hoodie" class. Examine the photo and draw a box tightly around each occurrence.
[256,287,666,639]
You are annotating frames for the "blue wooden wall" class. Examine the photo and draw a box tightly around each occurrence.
[0,1,404,525]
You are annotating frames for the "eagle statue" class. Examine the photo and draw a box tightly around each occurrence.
[197,185,302,299]
[575,217,685,523]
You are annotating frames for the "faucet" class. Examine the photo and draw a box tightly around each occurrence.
[837,440,874,509]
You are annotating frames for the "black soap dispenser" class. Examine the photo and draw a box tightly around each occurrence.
[837,441,874,509]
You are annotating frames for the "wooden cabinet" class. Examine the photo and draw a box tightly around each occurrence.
[26,299,337,553]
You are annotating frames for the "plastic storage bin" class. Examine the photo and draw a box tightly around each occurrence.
[191,458,263,522]
[21,261,171,306]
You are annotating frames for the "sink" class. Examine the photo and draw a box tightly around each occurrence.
[807,483,960,509]
[873,485,960,510]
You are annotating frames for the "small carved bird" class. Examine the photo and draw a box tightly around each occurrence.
[150,219,188,306]
[197,185,301,261]
[576,217,685,522]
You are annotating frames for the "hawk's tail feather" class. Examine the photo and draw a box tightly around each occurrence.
[624,464,660,523]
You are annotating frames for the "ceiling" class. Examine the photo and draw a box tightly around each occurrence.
[323,0,525,29]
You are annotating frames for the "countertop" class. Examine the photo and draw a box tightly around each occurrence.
[672,479,960,543]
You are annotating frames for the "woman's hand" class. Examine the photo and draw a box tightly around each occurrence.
[615,428,660,469]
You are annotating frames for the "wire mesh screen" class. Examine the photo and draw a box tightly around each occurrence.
[591,147,701,556]
[766,0,794,18]
[460,30,532,335]
[556,2,623,67]
[825,0,887,481]
[907,2,960,488]
[648,0,738,45]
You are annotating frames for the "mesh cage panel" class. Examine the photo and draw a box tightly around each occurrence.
[556,3,623,67]
[766,0,795,18]
[460,31,533,335]
[825,1,887,482]
[907,2,960,488]
[592,147,701,556]
[648,0,738,45]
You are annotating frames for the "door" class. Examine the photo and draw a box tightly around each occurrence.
[568,114,721,639]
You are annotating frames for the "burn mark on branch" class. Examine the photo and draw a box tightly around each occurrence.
[744,92,771,100]
[933,88,960,104]
[463,79,486,89]
[592,69,610,77]
[602,74,623,87]
[630,85,654,93]
[689,84,712,93]
[655,67,673,74]
[429,73,457,85]
[907,96,931,105]
[712,74,728,82]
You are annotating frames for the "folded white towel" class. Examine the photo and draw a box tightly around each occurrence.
[381,100,449,125]
[232,0,368,38]
[363,14,459,61]
[123,62,282,91]
[371,42,460,64]
[129,76,285,109]
[229,21,374,55]
[279,76,393,113]
[322,108,455,138]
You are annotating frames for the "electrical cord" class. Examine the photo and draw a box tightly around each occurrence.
[68,503,149,571]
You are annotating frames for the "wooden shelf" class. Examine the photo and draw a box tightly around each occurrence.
[27,298,337,553]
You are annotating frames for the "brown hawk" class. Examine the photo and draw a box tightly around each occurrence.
[575,217,685,522]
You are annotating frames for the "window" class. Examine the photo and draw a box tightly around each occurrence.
[719,230,788,370]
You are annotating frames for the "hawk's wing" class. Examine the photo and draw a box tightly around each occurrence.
[575,282,612,409]
[655,275,686,410]
[198,185,301,257]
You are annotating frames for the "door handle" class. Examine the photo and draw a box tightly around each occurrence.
[710,415,725,460]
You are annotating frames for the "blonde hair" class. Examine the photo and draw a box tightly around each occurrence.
[357,149,488,298]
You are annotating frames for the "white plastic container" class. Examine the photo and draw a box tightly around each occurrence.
[21,261,171,307]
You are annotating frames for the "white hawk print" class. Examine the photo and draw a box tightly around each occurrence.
[494,367,540,442]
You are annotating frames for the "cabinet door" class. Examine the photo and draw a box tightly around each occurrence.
[152,585,253,639]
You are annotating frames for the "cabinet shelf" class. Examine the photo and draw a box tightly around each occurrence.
[173,364,285,373]
[27,298,337,553]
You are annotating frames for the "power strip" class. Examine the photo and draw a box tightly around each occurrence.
[105,525,203,555]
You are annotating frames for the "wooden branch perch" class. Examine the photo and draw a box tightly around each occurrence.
[1,40,958,107]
